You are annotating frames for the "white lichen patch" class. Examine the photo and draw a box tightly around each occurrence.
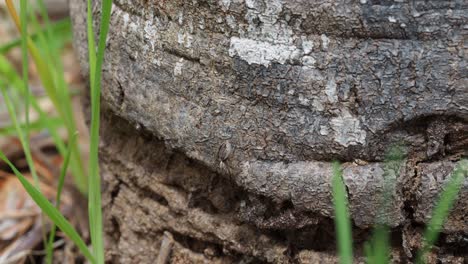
[325,75,337,103]
[115,5,160,53]
[388,16,397,23]
[230,0,324,67]
[319,125,329,136]
[174,58,185,76]
[301,37,314,54]
[229,37,299,66]
[178,11,184,25]
[144,20,158,51]
[122,12,130,27]
[321,34,330,50]
[330,109,367,147]
[177,30,193,48]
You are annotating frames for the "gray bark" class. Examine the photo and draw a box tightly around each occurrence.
[70,0,468,262]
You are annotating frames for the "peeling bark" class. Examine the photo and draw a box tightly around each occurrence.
[71,0,467,262]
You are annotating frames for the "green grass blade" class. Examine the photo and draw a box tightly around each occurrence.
[0,150,95,264]
[87,0,96,87]
[87,0,113,263]
[19,0,36,187]
[86,0,98,260]
[365,226,390,264]
[415,160,467,264]
[45,132,77,264]
[332,161,353,264]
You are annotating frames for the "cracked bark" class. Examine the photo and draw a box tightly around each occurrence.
[71,0,467,262]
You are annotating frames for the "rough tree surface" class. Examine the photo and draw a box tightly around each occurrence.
[71,0,468,263]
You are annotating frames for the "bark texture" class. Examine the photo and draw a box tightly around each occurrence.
[71,0,468,262]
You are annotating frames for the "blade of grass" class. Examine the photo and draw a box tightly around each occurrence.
[87,0,96,87]
[415,160,467,264]
[86,0,98,260]
[365,226,390,264]
[87,1,113,262]
[19,0,34,186]
[332,161,353,264]
[0,150,95,264]
[45,132,77,264]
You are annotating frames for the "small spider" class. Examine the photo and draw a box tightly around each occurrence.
[426,119,447,158]
[218,141,233,174]
[218,141,232,161]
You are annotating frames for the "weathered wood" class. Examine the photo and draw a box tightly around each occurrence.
[71,0,467,262]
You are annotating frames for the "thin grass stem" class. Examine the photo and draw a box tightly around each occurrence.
[332,161,353,264]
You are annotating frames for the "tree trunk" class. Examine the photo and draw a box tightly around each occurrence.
[70,0,467,262]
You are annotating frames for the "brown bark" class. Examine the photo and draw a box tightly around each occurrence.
[70,0,467,262]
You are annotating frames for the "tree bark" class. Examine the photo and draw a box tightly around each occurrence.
[71,0,467,262]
